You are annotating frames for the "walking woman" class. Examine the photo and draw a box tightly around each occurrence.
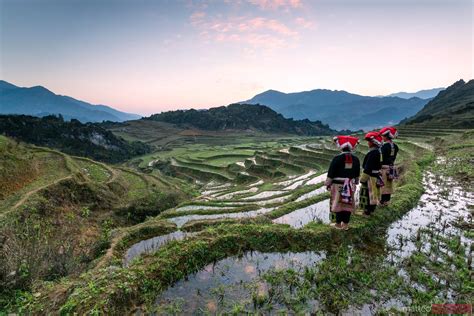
[379,127,399,206]
[325,136,361,230]
[359,132,383,216]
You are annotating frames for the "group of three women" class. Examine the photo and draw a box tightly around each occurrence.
[324,126,399,230]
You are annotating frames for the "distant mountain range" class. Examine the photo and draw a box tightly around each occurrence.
[242,89,433,130]
[387,88,444,99]
[146,103,337,135]
[403,79,473,128]
[0,80,140,122]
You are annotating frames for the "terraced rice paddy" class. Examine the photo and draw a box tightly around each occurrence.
[122,132,428,263]
[17,127,474,314]
[145,154,473,314]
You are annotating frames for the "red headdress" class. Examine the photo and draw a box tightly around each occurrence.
[333,135,360,151]
[364,131,382,147]
[379,126,398,139]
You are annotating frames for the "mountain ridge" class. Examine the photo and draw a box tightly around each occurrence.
[0,80,140,123]
[242,88,429,130]
[387,87,444,99]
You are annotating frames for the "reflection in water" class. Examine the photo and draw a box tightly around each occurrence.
[124,231,197,266]
[175,205,236,212]
[276,170,317,187]
[272,199,330,228]
[347,169,474,315]
[295,186,327,202]
[386,171,473,261]
[155,251,326,314]
[215,187,259,200]
[242,191,286,200]
[254,194,293,205]
[169,207,275,228]
[305,173,328,185]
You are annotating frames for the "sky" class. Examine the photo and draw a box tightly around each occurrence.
[0,0,472,115]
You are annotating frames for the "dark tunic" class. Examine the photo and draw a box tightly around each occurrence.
[359,148,382,208]
[362,148,382,177]
[327,152,361,181]
[381,142,399,166]
[380,141,399,195]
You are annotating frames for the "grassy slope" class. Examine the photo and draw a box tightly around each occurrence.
[0,137,189,309]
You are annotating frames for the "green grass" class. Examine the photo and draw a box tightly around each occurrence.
[120,169,150,200]
[74,158,111,182]
[0,135,8,147]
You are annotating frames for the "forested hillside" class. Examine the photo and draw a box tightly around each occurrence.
[403,79,474,128]
[147,103,336,135]
[0,115,151,162]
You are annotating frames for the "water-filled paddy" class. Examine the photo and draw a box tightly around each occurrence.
[168,207,275,228]
[124,231,198,266]
[272,199,330,227]
[154,251,327,314]
[149,163,474,314]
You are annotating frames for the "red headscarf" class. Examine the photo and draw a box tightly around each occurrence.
[333,135,360,151]
[364,131,382,147]
[379,126,398,139]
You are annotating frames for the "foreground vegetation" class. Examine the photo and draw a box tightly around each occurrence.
[0,136,189,309]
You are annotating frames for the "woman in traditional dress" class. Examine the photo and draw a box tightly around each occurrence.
[379,126,399,206]
[359,132,383,216]
[325,136,361,230]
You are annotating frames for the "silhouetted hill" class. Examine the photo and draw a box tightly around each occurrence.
[388,87,444,99]
[146,103,336,135]
[0,114,151,162]
[403,79,474,128]
[242,89,429,130]
[0,80,140,122]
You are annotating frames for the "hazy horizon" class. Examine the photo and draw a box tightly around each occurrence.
[1,0,472,115]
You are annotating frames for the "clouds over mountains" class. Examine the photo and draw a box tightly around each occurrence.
[189,0,315,49]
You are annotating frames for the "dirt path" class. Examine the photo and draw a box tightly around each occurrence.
[0,175,73,220]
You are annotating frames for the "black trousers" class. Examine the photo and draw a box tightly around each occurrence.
[381,194,391,203]
[364,204,376,215]
[335,211,351,224]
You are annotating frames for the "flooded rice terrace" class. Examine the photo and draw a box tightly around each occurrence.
[272,199,330,227]
[153,251,327,314]
[385,170,473,261]
[150,162,473,314]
